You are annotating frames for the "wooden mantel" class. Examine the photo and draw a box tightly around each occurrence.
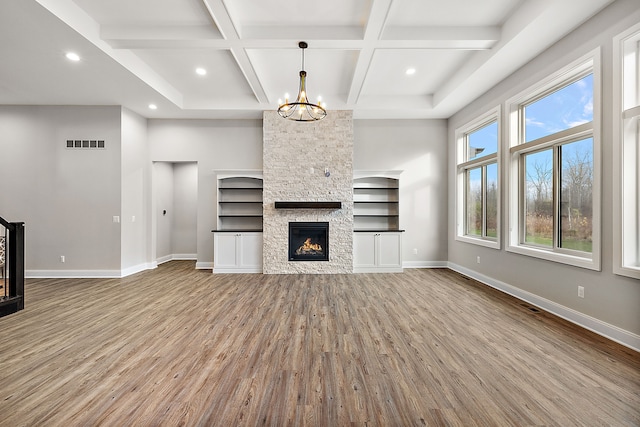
[274,201,342,209]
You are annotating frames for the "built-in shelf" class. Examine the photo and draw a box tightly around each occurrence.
[353,174,400,231]
[217,174,263,231]
[274,201,342,209]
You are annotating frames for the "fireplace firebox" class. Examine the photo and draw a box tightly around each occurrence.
[288,222,329,261]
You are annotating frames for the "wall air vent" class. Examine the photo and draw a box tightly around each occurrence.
[66,140,105,149]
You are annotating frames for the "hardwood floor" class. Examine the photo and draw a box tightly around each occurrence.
[0,261,638,426]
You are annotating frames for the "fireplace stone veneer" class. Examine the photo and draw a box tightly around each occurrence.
[262,110,354,274]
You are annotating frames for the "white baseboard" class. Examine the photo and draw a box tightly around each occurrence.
[172,253,197,260]
[121,262,156,278]
[157,254,197,265]
[156,255,173,265]
[448,262,640,353]
[403,260,448,269]
[196,262,213,270]
[27,270,122,278]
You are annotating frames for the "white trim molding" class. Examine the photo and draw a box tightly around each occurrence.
[195,262,214,270]
[27,270,123,279]
[448,262,640,353]
[403,261,448,269]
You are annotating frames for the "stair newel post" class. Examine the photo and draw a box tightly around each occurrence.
[8,222,25,310]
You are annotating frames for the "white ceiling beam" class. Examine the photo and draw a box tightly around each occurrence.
[33,0,183,108]
[241,25,364,41]
[432,0,614,115]
[200,0,238,40]
[347,0,394,104]
[101,22,496,50]
[201,0,268,104]
[105,37,494,51]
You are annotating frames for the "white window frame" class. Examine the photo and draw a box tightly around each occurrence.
[613,24,640,279]
[506,50,601,270]
[455,106,501,249]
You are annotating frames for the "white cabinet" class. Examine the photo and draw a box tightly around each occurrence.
[214,171,263,273]
[213,232,262,273]
[353,171,403,273]
[353,231,403,273]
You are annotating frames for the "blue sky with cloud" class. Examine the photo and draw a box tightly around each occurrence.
[524,74,593,142]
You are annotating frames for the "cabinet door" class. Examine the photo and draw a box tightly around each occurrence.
[239,233,263,269]
[353,233,377,268]
[378,233,402,268]
[214,233,238,269]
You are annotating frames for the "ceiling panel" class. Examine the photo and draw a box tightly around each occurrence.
[386,0,524,26]
[248,48,358,106]
[0,0,618,119]
[133,49,256,101]
[72,0,213,25]
[222,0,373,29]
[361,49,469,96]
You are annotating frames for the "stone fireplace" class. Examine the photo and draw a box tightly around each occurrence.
[262,110,353,274]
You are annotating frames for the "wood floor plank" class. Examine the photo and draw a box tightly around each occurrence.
[0,261,638,426]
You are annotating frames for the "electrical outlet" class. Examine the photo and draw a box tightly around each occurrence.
[476,256,481,264]
[413,248,418,255]
[113,215,120,223]
[578,286,585,298]
[60,255,65,263]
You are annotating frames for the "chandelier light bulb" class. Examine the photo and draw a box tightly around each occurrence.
[277,41,327,121]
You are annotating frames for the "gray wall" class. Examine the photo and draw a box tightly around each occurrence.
[146,118,448,268]
[354,119,449,265]
[447,0,640,340]
[153,162,174,260]
[0,105,122,274]
[148,119,263,267]
[172,162,198,256]
[121,108,151,274]
[152,161,197,261]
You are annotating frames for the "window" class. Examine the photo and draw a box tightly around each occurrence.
[456,107,500,249]
[507,53,601,270]
[613,24,640,279]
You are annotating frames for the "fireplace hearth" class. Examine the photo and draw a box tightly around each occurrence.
[288,222,329,261]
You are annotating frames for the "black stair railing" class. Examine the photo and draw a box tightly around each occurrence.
[0,216,25,317]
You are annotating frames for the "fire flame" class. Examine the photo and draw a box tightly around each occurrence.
[302,237,321,252]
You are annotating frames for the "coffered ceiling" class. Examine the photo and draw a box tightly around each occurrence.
[0,0,614,119]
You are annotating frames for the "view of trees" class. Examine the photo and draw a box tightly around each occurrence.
[465,164,498,238]
[524,138,593,252]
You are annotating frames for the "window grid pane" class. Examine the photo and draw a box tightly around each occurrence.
[559,138,594,253]
[486,163,498,238]
[466,168,482,236]
[467,121,498,160]
[524,149,553,247]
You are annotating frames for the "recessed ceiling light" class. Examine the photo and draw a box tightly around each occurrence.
[405,68,416,76]
[148,104,158,110]
[65,52,80,62]
[195,67,207,76]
